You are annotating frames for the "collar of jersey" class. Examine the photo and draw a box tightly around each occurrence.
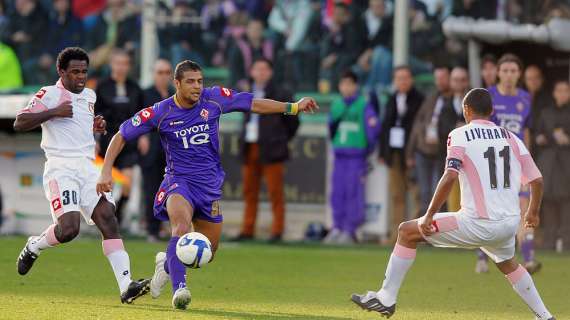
[173,94,198,110]
[471,119,495,126]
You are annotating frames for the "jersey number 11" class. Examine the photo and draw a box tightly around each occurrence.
[483,146,511,189]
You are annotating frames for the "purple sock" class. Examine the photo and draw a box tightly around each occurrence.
[166,236,186,293]
[164,259,169,274]
[477,249,488,261]
[521,234,534,263]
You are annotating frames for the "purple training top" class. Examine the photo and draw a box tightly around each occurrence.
[119,86,253,198]
[488,85,531,140]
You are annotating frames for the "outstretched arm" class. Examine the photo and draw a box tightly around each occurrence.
[96,132,126,194]
[251,97,319,115]
[420,169,458,235]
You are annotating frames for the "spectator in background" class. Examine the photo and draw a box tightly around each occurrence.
[268,0,317,90]
[438,66,469,215]
[139,59,174,242]
[438,66,469,142]
[379,66,424,242]
[481,54,497,88]
[535,80,570,253]
[319,2,365,92]
[0,42,23,90]
[524,65,554,152]
[87,0,140,71]
[406,66,451,216]
[355,0,393,90]
[0,0,8,36]
[234,58,299,243]
[165,0,204,67]
[1,0,48,85]
[95,50,144,225]
[452,0,497,19]
[201,0,237,65]
[37,0,84,84]
[325,70,380,244]
[228,19,274,90]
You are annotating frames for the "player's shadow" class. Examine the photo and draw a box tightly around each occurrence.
[124,303,355,320]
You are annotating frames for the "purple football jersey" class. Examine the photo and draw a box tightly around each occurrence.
[488,85,531,140]
[119,86,253,198]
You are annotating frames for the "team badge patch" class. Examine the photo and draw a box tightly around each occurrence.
[132,115,142,127]
[51,198,62,211]
[200,108,209,121]
[156,189,166,204]
[140,107,154,122]
[516,102,524,112]
[220,87,232,97]
[88,102,94,114]
[35,89,47,99]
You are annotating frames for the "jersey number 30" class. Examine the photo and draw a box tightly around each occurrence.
[483,146,510,189]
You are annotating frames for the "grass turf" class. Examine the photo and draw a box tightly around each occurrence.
[0,236,568,320]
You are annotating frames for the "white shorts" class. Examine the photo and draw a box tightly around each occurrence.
[416,212,520,263]
[43,157,114,225]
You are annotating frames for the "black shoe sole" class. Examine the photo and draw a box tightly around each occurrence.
[122,280,151,304]
[351,295,395,318]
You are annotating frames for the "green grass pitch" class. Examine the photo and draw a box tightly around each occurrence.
[1,236,568,319]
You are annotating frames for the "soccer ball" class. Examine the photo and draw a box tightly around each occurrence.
[176,232,213,268]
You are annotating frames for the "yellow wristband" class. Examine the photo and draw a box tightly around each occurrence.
[290,102,299,115]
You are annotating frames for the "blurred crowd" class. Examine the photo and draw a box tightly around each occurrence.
[1,0,570,252]
[2,0,570,91]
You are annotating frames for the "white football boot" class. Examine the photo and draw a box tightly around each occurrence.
[150,252,169,298]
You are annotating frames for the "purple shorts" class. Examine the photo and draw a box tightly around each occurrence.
[153,176,223,223]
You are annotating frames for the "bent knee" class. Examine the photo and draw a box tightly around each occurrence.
[398,221,420,240]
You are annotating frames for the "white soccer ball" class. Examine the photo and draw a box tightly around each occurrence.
[176,232,213,268]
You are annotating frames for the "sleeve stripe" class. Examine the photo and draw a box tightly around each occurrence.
[18,99,49,115]
[447,146,466,161]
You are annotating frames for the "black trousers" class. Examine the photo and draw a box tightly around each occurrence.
[142,167,164,237]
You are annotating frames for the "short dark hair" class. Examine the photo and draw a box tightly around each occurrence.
[481,54,497,67]
[434,65,451,73]
[393,65,413,76]
[463,88,493,116]
[57,47,89,71]
[251,57,273,70]
[174,60,202,81]
[497,53,523,71]
[553,79,570,88]
[340,69,358,83]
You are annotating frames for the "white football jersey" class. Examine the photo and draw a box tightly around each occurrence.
[446,119,542,220]
[20,79,97,159]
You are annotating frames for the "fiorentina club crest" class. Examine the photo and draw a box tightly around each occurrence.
[516,102,525,112]
[200,108,209,121]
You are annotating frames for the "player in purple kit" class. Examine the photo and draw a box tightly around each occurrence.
[480,53,541,274]
[96,60,318,310]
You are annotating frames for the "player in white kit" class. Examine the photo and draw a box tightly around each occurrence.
[351,88,555,319]
[13,47,150,304]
